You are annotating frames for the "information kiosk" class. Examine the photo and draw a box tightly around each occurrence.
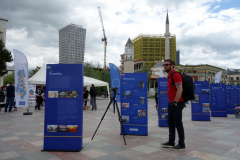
[120,73,148,136]
[43,64,83,151]
[210,83,227,117]
[191,81,210,121]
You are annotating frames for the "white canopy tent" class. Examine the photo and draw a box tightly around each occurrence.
[28,64,110,97]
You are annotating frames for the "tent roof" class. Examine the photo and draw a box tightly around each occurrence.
[28,64,109,87]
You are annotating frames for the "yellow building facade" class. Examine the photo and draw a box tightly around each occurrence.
[132,34,176,69]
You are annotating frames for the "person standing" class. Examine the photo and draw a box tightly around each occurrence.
[83,87,89,106]
[4,83,15,113]
[161,59,185,150]
[35,86,44,110]
[90,84,97,111]
[0,86,7,111]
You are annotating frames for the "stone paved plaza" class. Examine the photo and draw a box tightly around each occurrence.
[0,98,240,160]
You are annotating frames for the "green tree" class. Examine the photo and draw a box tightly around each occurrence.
[0,39,13,76]
[84,62,97,79]
[98,69,110,93]
[135,63,152,89]
[29,66,41,78]
[3,72,14,85]
[230,81,235,85]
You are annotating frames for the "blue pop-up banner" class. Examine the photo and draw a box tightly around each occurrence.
[43,64,83,151]
[210,83,227,117]
[226,85,238,114]
[158,78,169,127]
[120,73,148,136]
[191,81,210,121]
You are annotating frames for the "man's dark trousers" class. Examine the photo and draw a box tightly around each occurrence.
[5,97,14,112]
[167,101,185,146]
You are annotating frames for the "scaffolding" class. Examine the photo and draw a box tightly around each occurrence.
[132,34,176,68]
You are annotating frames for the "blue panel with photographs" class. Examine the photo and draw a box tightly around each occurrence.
[43,64,83,151]
[191,81,211,121]
[210,83,227,117]
[120,73,148,136]
[226,85,238,114]
[157,78,169,127]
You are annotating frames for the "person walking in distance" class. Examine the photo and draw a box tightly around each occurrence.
[90,84,97,111]
[161,59,186,150]
[35,86,44,110]
[4,83,15,113]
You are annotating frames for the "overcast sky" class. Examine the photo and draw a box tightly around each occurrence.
[0,0,240,70]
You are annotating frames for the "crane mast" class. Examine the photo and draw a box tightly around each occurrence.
[98,7,107,69]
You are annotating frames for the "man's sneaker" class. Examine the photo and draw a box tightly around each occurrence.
[161,141,175,148]
[171,144,185,150]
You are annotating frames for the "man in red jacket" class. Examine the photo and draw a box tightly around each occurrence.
[161,59,185,150]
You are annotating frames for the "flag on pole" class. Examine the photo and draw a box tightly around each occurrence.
[109,63,120,102]
[159,67,164,77]
[13,49,29,108]
[214,71,222,83]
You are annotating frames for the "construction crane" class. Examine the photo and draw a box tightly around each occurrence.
[98,7,107,69]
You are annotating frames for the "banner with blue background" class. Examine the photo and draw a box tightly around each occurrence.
[109,63,121,102]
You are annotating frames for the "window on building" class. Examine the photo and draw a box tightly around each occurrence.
[237,77,239,80]
[231,77,233,80]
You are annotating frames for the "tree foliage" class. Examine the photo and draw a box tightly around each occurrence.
[0,39,13,76]
[29,66,41,78]
[3,72,14,85]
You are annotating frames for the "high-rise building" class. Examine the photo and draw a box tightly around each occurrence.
[59,24,86,64]
[176,50,180,64]
[132,12,176,69]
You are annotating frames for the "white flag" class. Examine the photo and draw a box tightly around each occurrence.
[214,71,222,83]
[13,49,29,108]
[159,67,164,77]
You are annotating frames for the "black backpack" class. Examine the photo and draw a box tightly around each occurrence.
[93,88,98,96]
[171,72,195,102]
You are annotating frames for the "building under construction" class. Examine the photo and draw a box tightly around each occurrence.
[132,34,176,69]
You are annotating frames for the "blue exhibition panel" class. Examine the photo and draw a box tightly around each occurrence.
[210,83,227,117]
[158,78,169,127]
[191,81,210,121]
[43,64,83,151]
[120,73,148,136]
[226,85,238,114]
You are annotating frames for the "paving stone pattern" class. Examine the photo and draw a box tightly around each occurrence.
[0,98,240,160]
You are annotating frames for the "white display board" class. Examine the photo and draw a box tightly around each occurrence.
[28,85,36,106]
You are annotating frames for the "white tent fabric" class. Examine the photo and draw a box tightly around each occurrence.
[28,64,110,99]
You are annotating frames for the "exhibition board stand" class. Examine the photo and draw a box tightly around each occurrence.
[226,85,238,114]
[210,83,227,117]
[157,78,169,127]
[43,64,83,152]
[191,81,211,121]
[120,73,148,136]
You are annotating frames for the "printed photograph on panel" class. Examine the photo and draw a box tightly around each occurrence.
[47,125,57,132]
[122,116,129,123]
[57,125,68,132]
[67,125,78,132]
[161,108,168,112]
[58,91,69,98]
[48,91,58,98]
[161,113,168,119]
[138,81,144,88]
[202,103,210,112]
[193,94,199,103]
[140,97,145,104]
[123,90,131,97]
[202,89,210,94]
[68,91,78,98]
[138,110,146,117]
[122,103,129,108]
